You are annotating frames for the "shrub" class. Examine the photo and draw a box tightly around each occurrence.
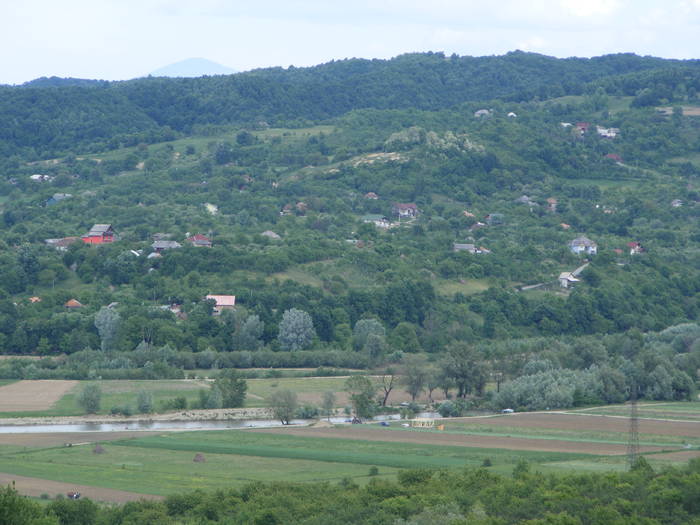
[137,389,154,414]
[77,384,101,414]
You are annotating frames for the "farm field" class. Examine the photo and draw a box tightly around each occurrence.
[0,380,77,412]
[2,407,700,502]
[573,402,700,422]
[0,379,212,418]
[0,427,594,500]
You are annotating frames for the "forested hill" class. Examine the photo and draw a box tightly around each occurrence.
[3,51,700,158]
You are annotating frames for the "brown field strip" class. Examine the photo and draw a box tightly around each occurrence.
[452,413,700,437]
[0,471,163,503]
[648,450,700,462]
[252,426,666,455]
[0,380,77,411]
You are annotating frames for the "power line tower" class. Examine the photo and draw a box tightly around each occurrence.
[627,381,640,469]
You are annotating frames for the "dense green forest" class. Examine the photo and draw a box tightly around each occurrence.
[5,459,700,524]
[0,51,699,405]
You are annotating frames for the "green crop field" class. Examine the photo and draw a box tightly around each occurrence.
[0,428,598,496]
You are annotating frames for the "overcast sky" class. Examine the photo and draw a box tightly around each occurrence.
[2,0,700,84]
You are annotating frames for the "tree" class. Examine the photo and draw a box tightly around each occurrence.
[77,384,102,414]
[269,389,298,425]
[94,307,121,352]
[0,483,58,525]
[345,375,377,419]
[237,315,264,350]
[321,391,336,420]
[278,308,315,351]
[136,389,154,413]
[213,369,247,408]
[403,355,429,401]
[442,343,486,398]
[379,368,396,406]
[352,319,385,351]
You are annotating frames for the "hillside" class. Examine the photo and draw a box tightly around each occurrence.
[0,51,698,405]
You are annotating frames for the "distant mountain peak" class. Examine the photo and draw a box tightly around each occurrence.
[149,58,236,78]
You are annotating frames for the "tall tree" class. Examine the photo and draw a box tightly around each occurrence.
[94,307,121,352]
[278,308,315,351]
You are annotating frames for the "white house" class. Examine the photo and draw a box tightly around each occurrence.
[569,236,597,255]
[558,272,580,289]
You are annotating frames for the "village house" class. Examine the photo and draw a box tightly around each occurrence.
[453,243,490,254]
[364,192,379,200]
[507,112,517,118]
[462,210,476,218]
[546,197,558,213]
[363,214,391,229]
[29,174,53,182]
[596,126,620,138]
[205,295,236,315]
[569,236,597,255]
[515,195,538,207]
[186,234,212,248]
[605,153,623,163]
[560,223,571,230]
[558,272,580,289]
[392,203,419,219]
[469,221,486,232]
[64,299,84,309]
[474,109,492,118]
[152,240,182,252]
[46,193,72,206]
[45,237,80,251]
[81,224,116,245]
[628,241,644,255]
[575,122,590,135]
[671,199,683,208]
[29,296,42,304]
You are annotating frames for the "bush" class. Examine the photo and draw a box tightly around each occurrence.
[110,405,133,416]
[295,404,319,419]
[369,466,379,476]
[161,396,187,411]
[137,389,154,414]
[77,384,102,414]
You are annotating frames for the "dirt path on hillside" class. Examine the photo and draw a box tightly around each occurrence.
[0,381,77,411]
[0,472,163,503]
[251,426,667,455]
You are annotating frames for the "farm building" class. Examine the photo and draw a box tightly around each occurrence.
[81,224,116,245]
[569,236,597,255]
[205,295,236,315]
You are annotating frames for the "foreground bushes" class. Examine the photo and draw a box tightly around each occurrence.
[6,459,700,524]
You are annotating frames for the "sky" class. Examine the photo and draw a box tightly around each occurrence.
[2,0,700,84]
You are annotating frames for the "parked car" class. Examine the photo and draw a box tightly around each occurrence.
[501,408,514,414]
[66,491,81,499]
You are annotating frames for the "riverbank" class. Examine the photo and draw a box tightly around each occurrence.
[0,407,274,427]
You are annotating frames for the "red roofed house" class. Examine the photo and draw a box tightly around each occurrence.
[205,295,236,315]
[186,234,212,248]
[575,122,590,134]
[392,203,418,218]
[81,224,115,245]
[64,299,84,309]
[606,153,622,162]
[627,242,644,255]
[364,192,379,200]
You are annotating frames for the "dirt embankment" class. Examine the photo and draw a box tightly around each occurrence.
[0,407,273,427]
